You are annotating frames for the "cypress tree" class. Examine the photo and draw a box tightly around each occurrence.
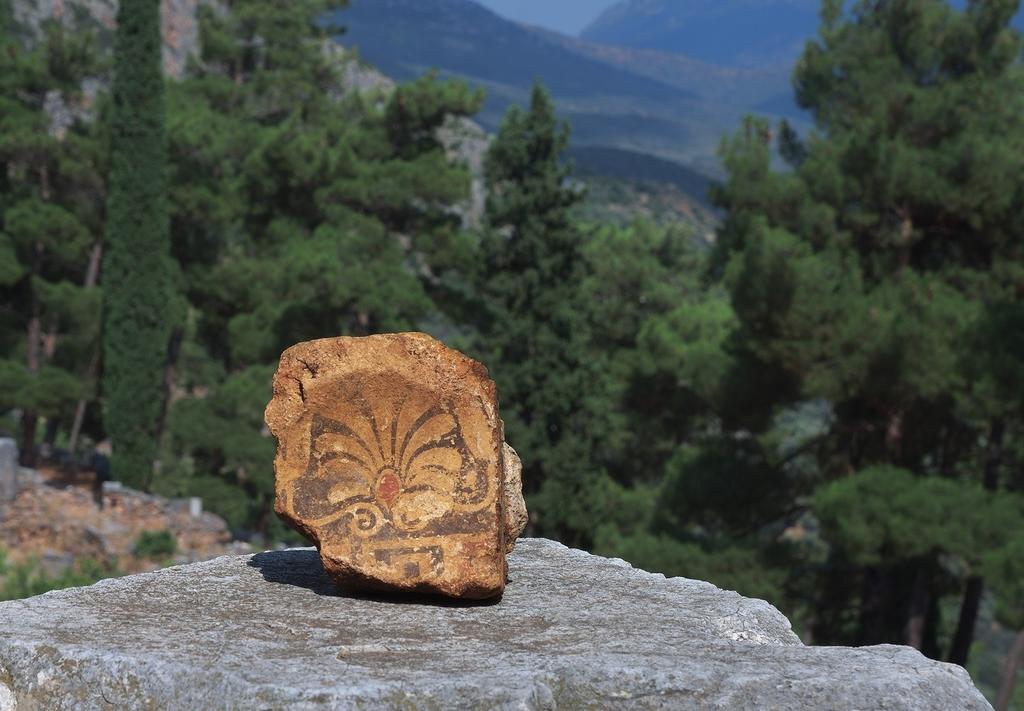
[102,0,172,489]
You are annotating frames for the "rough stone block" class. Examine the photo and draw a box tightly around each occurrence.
[265,333,526,599]
[0,438,18,504]
[0,539,991,709]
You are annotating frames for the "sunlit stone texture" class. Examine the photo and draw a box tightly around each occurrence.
[265,333,526,599]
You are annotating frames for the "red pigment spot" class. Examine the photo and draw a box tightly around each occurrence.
[376,469,400,506]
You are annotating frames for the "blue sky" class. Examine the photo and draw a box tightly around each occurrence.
[475,0,620,35]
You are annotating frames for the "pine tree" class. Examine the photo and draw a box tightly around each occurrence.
[472,83,602,543]
[0,16,105,465]
[102,0,173,488]
[156,0,483,536]
[571,219,795,603]
[709,0,1024,659]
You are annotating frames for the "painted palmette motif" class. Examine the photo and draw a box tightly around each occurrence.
[265,333,526,599]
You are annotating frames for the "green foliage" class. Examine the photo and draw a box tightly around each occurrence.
[163,365,275,532]
[472,84,603,544]
[0,549,118,601]
[132,529,177,559]
[102,0,174,488]
[705,0,1024,662]
[594,528,788,605]
[0,17,105,456]
[158,0,482,536]
[473,85,738,551]
[661,439,789,535]
[813,466,1008,566]
[637,297,735,408]
[985,533,1024,631]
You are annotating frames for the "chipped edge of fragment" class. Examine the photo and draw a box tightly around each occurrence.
[501,442,528,553]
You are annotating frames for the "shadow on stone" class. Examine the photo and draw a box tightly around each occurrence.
[247,549,501,607]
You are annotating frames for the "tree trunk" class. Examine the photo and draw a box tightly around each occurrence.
[982,419,1005,490]
[41,321,59,361]
[884,409,903,460]
[67,349,100,455]
[20,163,54,467]
[84,240,102,288]
[921,592,941,660]
[904,563,929,650]
[996,628,1024,711]
[43,416,60,447]
[948,418,1005,666]
[857,566,887,646]
[153,324,184,450]
[21,298,39,384]
[19,163,56,468]
[19,243,44,468]
[67,241,103,456]
[801,608,816,646]
[948,576,984,666]
[18,411,38,468]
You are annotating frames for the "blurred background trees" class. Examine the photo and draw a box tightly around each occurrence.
[154,0,484,538]
[710,0,1024,665]
[1,0,1022,706]
[0,13,105,469]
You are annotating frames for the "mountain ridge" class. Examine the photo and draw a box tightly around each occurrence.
[581,0,821,68]
[583,0,1024,68]
[335,0,803,177]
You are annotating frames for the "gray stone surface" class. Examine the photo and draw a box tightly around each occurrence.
[0,538,990,710]
[0,438,17,504]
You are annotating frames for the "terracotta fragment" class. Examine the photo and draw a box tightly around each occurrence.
[265,333,527,599]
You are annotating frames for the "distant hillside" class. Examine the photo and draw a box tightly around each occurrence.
[575,176,719,243]
[572,146,719,236]
[334,0,804,178]
[583,0,1024,69]
[335,0,691,103]
[581,0,820,69]
[534,28,797,119]
[571,145,713,208]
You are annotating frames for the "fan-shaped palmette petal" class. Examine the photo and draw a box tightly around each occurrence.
[397,407,458,472]
[313,431,375,474]
[323,396,386,471]
[405,447,462,494]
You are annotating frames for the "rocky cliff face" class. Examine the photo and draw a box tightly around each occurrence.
[0,538,991,709]
[12,0,202,78]
[12,0,393,84]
